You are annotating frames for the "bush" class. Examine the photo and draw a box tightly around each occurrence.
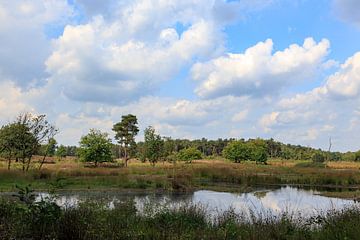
[312,152,325,163]
[355,151,360,161]
[222,141,250,163]
[177,147,202,163]
[223,140,268,164]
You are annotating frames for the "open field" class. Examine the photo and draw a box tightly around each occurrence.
[1,157,360,199]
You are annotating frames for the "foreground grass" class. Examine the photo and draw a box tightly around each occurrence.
[1,196,360,240]
[1,158,360,199]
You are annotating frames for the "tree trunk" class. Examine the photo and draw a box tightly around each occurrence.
[7,157,11,170]
[26,156,32,172]
[124,147,128,167]
[22,159,25,172]
[39,153,48,170]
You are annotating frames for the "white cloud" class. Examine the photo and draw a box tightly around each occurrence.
[258,51,360,150]
[0,81,36,124]
[2,0,360,152]
[325,52,360,99]
[192,38,330,99]
[45,1,235,104]
[0,0,74,86]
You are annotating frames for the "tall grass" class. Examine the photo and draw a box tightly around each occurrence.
[1,196,360,240]
[1,159,360,193]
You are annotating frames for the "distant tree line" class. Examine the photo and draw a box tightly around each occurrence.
[1,112,360,170]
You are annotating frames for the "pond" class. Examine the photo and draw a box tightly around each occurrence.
[1,186,358,220]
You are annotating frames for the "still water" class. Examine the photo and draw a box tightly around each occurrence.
[26,186,358,219]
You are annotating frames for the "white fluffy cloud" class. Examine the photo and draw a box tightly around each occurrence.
[2,0,360,152]
[0,0,73,86]
[325,52,360,99]
[258,51,360,150]
[0,82,35,122]
[192,38,330,99]
[46,17,223,103]
[43,0,275,104]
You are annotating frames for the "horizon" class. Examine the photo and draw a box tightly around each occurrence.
[1,0,360,151]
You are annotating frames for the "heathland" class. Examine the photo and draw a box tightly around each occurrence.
[1,157,360,200]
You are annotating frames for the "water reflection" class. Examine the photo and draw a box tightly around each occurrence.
[2,186,358,219]
[191,187,356,218]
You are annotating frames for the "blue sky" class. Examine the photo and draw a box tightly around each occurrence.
[1,0,360,151]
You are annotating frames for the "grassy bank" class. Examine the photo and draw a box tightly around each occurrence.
[1,196,360,240]
[1,158,360,199]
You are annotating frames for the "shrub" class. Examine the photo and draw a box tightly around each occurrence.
[312,152,325,163]
[223,140,268,164]
[222,141,250,163]
[177,147,202,163]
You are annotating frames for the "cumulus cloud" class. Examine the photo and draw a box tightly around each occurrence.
[258,51,360,150]
[192,38,330,99]
[325,52,360,99]
[0,81,36,124]
[46,18,222,103]
[0,0,74,86]
[42,0,276,104]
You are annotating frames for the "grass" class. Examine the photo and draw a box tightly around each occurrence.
[0,157,360,199]
[1,196,360,240]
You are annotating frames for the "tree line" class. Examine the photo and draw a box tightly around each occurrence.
[1,112,360,170]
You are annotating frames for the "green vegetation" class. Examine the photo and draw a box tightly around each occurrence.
[0,113,57,172]
[223,139,268,164]
[312,152,326,163]
[177,147,202,163]
[0,159,359,198]
[55,145,67,160]
[1,112,360,197]
[142,126,164,166]
[78,129,113,167]
[112,114,139,167]
[1,192,360,240]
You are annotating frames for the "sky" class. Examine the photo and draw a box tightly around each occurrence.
[1,0,360,151]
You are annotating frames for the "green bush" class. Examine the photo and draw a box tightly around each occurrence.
[177,147,202,163]
[223,139,268,164]
[222,141,250,163]
[312,152,325,163]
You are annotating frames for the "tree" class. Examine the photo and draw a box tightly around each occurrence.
[266,138,281,158]
[223,139,268,164]
[143,126,163,166]
[38,138,57,170]
[162,137,176,162]
[177,147,202,163]
[312,152,325,163]
[0,123,26,170]
[16,113,58,171]
[56,145,67,160]
[222,140,250,163]
[78,129,113,167]
[112,114,139,167]
[248,139,268,164]
[0,118,46,171]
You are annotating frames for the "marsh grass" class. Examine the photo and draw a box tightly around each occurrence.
[1,158,360,197]
[1,196,360,240]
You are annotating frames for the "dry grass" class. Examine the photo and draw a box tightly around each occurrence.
[1,157,360,195]
[326,161,360,170]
